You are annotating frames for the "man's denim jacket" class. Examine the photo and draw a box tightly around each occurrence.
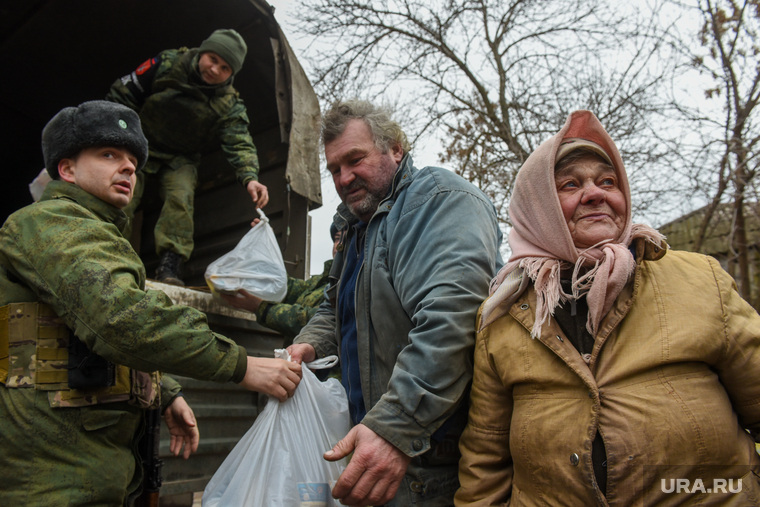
[295,154,503,458]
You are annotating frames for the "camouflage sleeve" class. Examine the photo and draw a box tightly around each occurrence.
[282,276,311,305]
[257,301,320,339]
[0,200,245,383]
[218,99,260,186]
[105,50,174,110]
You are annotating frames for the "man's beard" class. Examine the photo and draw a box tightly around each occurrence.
[341,180,387,221]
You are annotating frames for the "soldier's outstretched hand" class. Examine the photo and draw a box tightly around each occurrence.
[239,356,302,401]
[220,288,263,313]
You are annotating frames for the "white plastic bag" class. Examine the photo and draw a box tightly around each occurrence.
[202,350,350,507]
[205,209,288,302]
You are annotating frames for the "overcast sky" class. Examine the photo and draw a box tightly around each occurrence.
[268,0,443,275]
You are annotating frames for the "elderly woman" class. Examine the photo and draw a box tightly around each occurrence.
[455,110,760,505]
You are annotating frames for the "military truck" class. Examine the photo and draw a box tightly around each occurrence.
[1,1,323,503]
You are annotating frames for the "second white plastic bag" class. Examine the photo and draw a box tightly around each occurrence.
[202,351,350,507]
[204,209,288,302]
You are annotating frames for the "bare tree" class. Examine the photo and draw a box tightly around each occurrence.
[669,0,760,301]
[293,0,684,227]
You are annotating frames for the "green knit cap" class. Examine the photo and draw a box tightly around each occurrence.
[199,29,247,75]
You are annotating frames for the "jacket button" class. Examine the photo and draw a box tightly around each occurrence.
[413,439,423,451]
[520,303,529,310]
[570,453,580,466]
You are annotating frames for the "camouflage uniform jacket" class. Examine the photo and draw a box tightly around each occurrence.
[106,47,260,186]
[256,259,332,342]
[0,180,248,384]
[0,180,247,504]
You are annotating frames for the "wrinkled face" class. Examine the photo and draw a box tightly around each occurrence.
[198,52,233,85]
[58,147,137,209]
[325,119,403,223]
[555,153,627,249]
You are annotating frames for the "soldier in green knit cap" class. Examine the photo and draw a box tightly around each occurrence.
[0,101,301,506]
[107,28,268,286]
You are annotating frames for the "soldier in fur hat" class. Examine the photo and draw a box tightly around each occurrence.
[0,101,300,505]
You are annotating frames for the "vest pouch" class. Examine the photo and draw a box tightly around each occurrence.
[49,364,132,408]
[0,302,69,388]
[0,303,153,408]
[131,370,161,409]
[67,334,116,389]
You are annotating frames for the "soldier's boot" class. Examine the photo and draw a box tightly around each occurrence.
[155,251,185,286]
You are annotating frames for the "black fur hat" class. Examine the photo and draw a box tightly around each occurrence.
[42,100,149,179]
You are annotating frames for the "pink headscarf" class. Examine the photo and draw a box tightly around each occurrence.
[479,110,665,337]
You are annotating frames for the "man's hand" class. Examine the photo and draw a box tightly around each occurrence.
[220,289,263,313]
[286,343,316,365]
[246,180,269,208]
[163,396,199,460]
[324,424,412,506]
[238,356,302,401]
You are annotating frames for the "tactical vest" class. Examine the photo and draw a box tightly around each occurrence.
[0,302,160,409]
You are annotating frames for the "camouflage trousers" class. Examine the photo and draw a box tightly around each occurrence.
[0,387,143,506]
[123,162,198,260]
